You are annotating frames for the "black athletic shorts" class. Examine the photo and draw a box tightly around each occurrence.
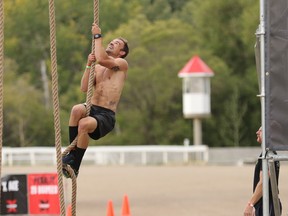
[85,104,116,140]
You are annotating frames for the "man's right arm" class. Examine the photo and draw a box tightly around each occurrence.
[243,171,263,215]
[81,54,96,92]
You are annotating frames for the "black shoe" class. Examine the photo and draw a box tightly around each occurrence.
[62,152,79,178]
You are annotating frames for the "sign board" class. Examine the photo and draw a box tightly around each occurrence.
[1,174,28,215]
[28,173,60,214]
[1,173,60,215]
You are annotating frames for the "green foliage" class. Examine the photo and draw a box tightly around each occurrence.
[4,0,49,78]
[181,0,260,146]
[2,0,262,147]
[95,16,197,145]
[3,59,55,146]
[99,0,141,32]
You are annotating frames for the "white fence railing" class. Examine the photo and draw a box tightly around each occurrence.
[1,145,209,166]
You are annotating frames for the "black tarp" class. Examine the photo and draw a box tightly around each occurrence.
[266,0,288,150]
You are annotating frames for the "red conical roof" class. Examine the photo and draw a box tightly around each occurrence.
[178,55,214,77]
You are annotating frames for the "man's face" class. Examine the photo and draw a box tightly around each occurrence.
[256,127,262,144]
[106,39,125,57]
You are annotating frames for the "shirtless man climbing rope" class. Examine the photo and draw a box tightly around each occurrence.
[62,23,129,178]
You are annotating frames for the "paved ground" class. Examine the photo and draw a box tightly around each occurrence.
[2,164,288,216]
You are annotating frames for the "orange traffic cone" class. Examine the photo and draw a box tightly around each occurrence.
[121,194,131,216]
[66,204,72,216]
[107,200,115,216]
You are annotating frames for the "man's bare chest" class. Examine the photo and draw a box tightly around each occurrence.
[95,67,113,82]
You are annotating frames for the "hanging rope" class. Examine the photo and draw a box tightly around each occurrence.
[0,0,4,212]
[62,0,99,157]
[86,0,100,114]
[60,1,99,216]
[0,1,99,215]
[47,0,66,215]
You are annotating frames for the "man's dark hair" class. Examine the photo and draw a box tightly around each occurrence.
[118,37,129,58]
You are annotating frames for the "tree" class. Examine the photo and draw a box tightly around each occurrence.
[1,0,262,147]
[3,59,55,147]
[180,0,261,146]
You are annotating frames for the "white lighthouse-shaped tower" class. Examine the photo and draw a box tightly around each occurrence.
[178,55,214,145]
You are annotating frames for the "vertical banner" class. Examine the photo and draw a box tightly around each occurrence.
[1,174,28,215]
[27,173,60,214]
[266,0,288,150]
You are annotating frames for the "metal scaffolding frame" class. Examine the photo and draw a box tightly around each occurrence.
[256,0,288,215]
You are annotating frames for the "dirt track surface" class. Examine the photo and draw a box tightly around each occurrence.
[3,165,288,216]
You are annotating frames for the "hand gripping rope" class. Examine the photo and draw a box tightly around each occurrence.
[48,0,99,215]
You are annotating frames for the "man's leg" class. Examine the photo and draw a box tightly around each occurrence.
[63,104,92,178]
[77,116,97,148]
[69,104,87,143]
[63,116,98,178]
[73,116,98,168]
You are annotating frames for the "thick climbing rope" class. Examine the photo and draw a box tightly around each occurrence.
[62,1,99,157]
[0,1,99,215]
[0,0,4,211]
[58,0,99,215]
[60,1,99,213]
[86,0,100,114]
[47,0,67,215]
